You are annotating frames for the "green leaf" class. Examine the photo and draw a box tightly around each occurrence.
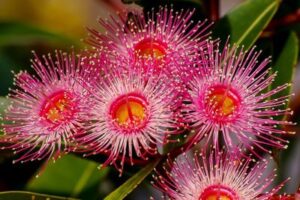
[26,155,109,199]
[0,22,82,47]
[271,32,298,188]
[0,97,10,136]
[104,159,160,200]
[271,31,299,101]
[213,0,279,49]
[0,191,79,200]
[0,97,9,117]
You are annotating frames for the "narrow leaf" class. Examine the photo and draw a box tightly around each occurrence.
[272,32,299,191]
[26,155,109,198]
[0,97,9,117]
[213,0,279,49]
[0,191,79,200]
[104,159,160,200]
[0,97,10,136]
[271,31,299,101]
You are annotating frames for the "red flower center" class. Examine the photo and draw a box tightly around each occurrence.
[40,90,76,124]
[199,184,238,200]
[134,38,167,61]
[110,93,149,130]
[204,85,241,122]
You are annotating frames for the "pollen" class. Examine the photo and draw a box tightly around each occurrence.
[199,185,238,200]
[204,85,241,122]
[134,38,167,61]
[40,91,76,124]
[110,93,148,130]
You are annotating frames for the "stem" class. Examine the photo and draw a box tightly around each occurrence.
[262,8,300,37]
[207,0,219,21]
[267,8,300,30]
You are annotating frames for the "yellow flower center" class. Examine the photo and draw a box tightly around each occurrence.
[204,195,231,200]
[199,184,238,200]
[110,93,148,130]
[40,91,76,124]
[204,85,241,122]
[134,38,167,61]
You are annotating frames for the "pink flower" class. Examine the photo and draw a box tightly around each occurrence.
[1,51,94,163]
[76,67,180,173]
[153,150,287,200]
[183,43,294,155]
[87,6,211,75]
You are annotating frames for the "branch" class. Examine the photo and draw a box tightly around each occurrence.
[262,8,300,37]
[205,0,219,21]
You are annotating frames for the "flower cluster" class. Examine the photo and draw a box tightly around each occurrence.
[0,6,294,199]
